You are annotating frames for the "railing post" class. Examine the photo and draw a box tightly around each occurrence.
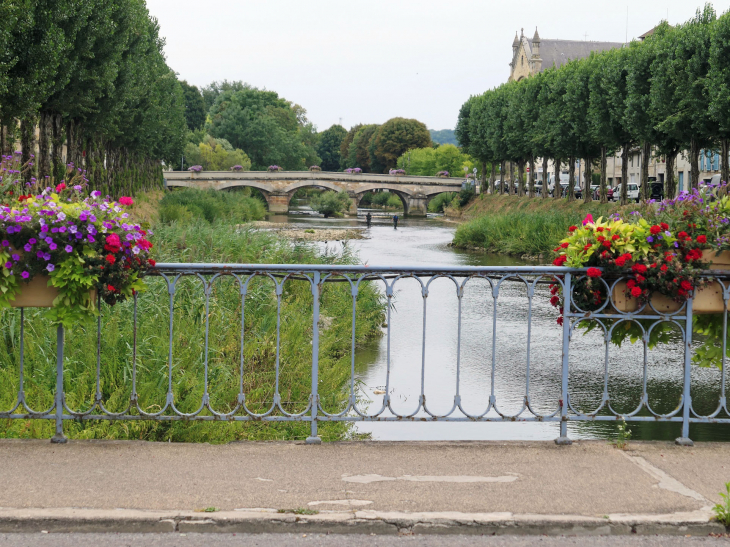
[50,324,67,444]
[555,272,572,446]
[306,271,322,445]
[675,295,694,446]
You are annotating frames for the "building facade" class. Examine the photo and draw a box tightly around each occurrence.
[508,28,623,82]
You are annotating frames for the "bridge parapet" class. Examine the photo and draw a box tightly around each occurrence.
[163,170,463,216]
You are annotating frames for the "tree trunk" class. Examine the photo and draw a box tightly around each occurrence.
[517,159,525,197]
[722,139,729,191]
[20,116,35,183]
[529,156,535,198]
[599,146,607,204]
[0,122,5,156]
[508,161,514,195]
[641,141,651,202]
[542,156,548,199]
[489,161,496,194]
[690,138,700,190]
[621,143,630,205]
[567,156,576,201]
[666,150,677,199]
[38,111,51,182]
[480,161,486,194]
[583,156,592,203]
[553,159,561,200]
[51,113,65,183]
[500,161,506,194]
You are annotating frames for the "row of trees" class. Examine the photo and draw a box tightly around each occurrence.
[456,5,730,205]
[314,117,433,173]
[1,0,187,195]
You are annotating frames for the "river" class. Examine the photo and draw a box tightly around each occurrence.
[267,206,729,442]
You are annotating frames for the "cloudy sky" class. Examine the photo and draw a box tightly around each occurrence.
[147,0,730,132]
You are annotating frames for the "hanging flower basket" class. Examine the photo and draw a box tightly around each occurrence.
[187,165,202,173]
[437,171,450,178]
[230,165,244,172]
[309,166,321,172]
[0,156,154,326]
[345,168,362,174]
[267,165,283,172]
[389,169,406,176]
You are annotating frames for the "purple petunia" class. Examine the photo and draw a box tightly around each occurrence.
[46,264,54,272]
[21,271,29,279]
[49,243,57,250]
[11,254,19,261]
[3,262,10,269]
[23,244,31,252]
[64,245,72,253]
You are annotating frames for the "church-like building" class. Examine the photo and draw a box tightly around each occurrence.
[508,28,624,82]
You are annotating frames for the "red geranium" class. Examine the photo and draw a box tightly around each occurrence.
[696,235,707,244]
[631,264,647,274]
[631,287,642,297]
[586,267,601,278]
[105,254,116,265]
[650,225,661,235]
[568,226,577,232]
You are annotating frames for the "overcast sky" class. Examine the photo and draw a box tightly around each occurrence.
[146,0,730,132]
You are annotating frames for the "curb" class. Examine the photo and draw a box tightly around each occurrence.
[0,508,726,536]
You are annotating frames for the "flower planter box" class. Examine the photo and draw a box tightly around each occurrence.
[702,249,730,269]
[609,251,730,314]
[10,276,98,308]
[611,281,725,314]
[11,276,59,308]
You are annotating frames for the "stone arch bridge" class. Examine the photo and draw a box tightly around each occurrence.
[164,171,464,216]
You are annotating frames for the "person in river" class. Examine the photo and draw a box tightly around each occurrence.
[366,212,372,227]
[393,214,399,229]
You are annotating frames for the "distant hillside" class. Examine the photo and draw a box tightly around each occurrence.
[429,129,458,146]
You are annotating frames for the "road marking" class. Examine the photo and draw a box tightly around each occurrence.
[341,474,518,484]
[619,452,708,503]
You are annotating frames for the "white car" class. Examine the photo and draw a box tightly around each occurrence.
[615,183,640,202]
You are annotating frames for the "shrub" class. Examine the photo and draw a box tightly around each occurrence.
[428,192,455,213]
[309,190,352,217]
[159,189,266,224]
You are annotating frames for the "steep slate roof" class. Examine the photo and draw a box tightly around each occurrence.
[528,38,624,70]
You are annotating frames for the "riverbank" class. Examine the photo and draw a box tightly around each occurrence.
[452,194,631,257]
[251,222,367,241]
[0,192,385,443]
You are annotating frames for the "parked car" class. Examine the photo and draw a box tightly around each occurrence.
[615,183,640,202]
[591,186,614,201]
[649,182,664,201]
[559,183,582,199]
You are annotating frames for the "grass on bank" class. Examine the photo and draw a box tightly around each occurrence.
[452,194,636,256]
[0,191,385,443]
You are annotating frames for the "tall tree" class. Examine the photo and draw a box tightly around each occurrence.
[709,10,730,185]
[369,117,432,173]
[180,80,206,131]
[316,124,346,171]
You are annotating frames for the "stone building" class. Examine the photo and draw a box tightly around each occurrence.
[508,28,624,82]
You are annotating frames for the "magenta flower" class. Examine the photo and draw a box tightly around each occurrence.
[21,271,29,279]
[64,245,73,253]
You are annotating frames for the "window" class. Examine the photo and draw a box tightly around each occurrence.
[700,151,705,171]
[679,172,684,192]
[714,151,720,171]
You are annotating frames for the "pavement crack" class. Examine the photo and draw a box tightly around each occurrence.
[619,451,709,504]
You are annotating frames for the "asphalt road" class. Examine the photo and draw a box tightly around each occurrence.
[0,534,728,547]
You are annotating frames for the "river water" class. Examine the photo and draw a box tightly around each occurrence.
[267,207,730,442]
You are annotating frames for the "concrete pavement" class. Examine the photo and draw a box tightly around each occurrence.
[0,440,728,536]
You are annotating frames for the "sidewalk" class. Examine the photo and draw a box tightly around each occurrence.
[0,439,728,536]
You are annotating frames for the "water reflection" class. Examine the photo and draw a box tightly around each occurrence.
[263,212,729,441]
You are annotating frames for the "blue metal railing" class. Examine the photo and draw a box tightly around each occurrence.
[0,264,728,446]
